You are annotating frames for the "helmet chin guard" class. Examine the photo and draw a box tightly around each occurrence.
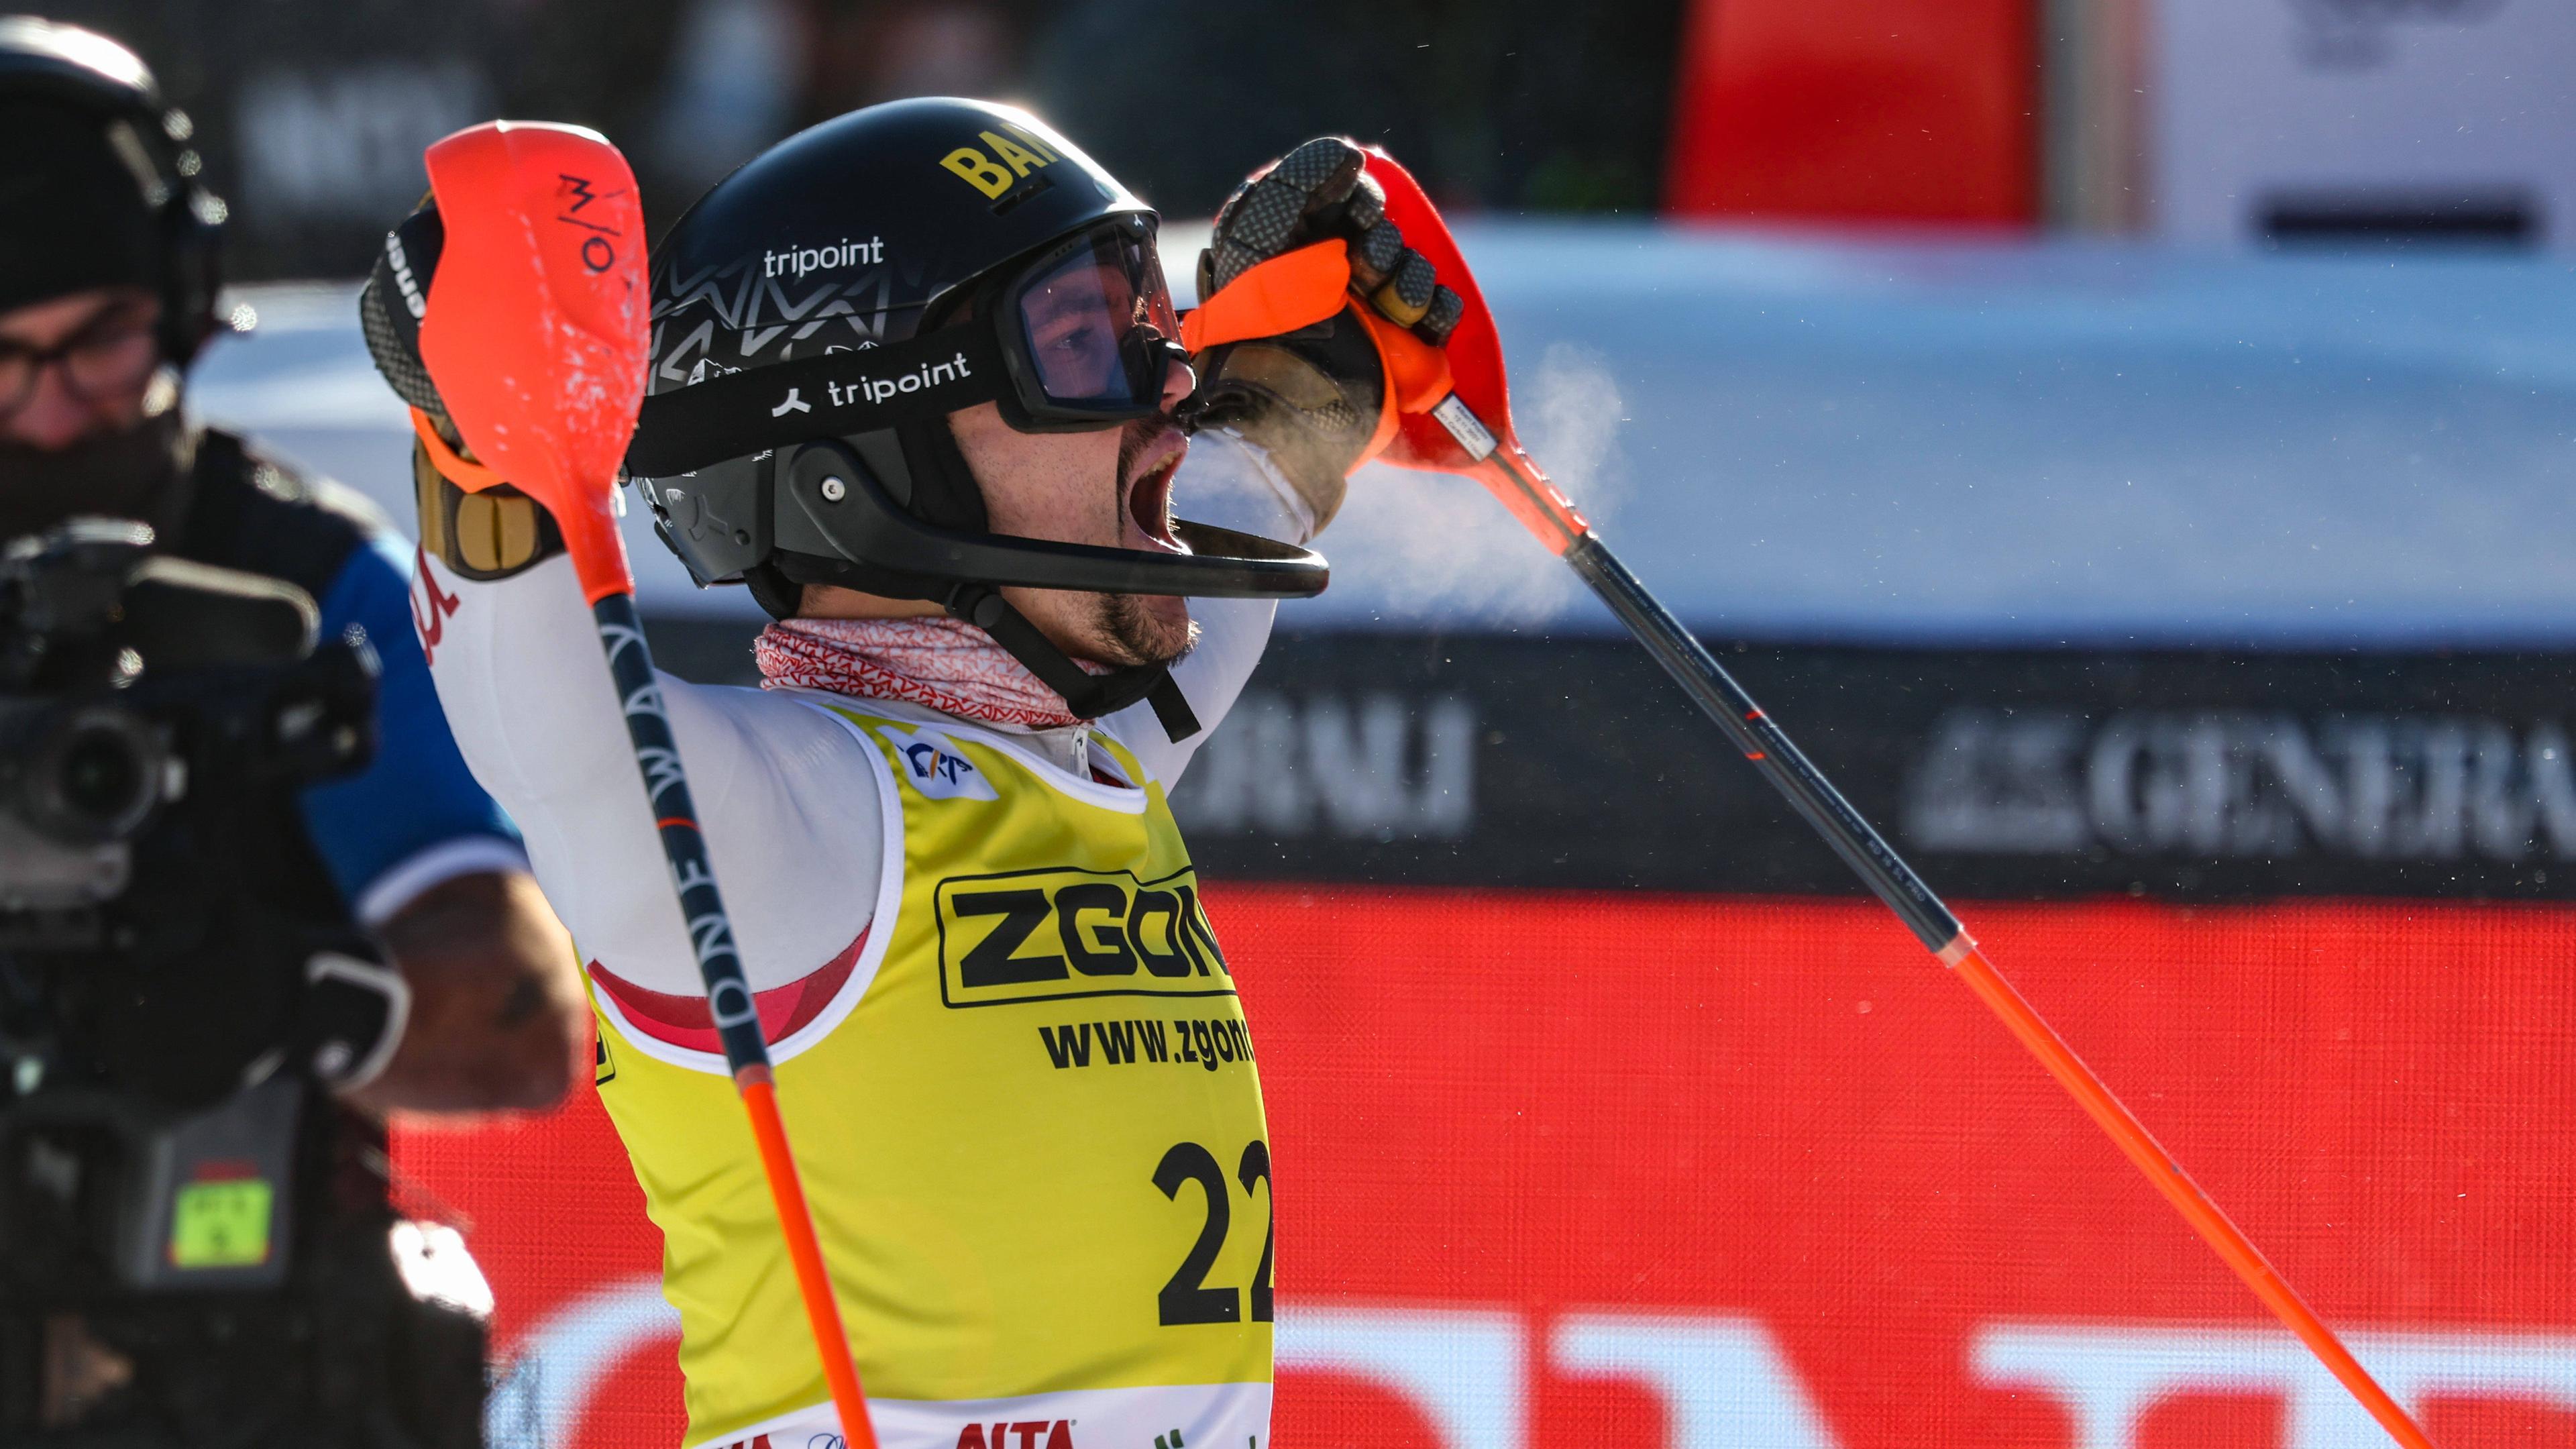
[645,435,1325,740]
[627,97,1328,741]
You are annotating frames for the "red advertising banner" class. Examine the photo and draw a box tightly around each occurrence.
[395,889,2576,1449]
[1662,0,2034,224]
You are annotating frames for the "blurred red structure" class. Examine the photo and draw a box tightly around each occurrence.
[1664,0,2035,225]
[397,888,2576,1448]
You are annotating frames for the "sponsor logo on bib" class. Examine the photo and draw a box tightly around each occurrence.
[951,1421,1074,1449]
[881,724,1000,802]
[934,865,1232,1008]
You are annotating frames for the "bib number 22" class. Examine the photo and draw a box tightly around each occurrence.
[1152,1139,1273,1327]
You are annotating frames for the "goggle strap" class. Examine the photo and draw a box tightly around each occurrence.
[629,327,1011,478]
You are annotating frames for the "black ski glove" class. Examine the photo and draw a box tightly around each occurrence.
[1186,136,1465,534]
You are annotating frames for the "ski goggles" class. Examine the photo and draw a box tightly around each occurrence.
[627,213,1185,479]
[978,211,1187,431]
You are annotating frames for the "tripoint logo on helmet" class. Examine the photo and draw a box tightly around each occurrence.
[763,235,885,280]
[813,351,975,411]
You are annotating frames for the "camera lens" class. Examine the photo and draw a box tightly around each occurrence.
[18,707,162,846]
[58,727,143,828]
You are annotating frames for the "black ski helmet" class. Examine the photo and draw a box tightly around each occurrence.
[625,97,1326,740]
[0,15,227,366]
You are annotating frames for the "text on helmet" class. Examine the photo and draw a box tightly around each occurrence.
[941,124,1064,201]
[763,235,885,280]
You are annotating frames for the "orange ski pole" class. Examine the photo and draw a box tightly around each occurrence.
[411,120,877,1448]
[1351,148,2438,1449]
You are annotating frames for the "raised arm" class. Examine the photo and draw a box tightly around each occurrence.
[1115,135,1467,786]
[411,539,883,1000]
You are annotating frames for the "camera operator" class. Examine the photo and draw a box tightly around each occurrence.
[0,15,582,1117]
[0,16,585,1446]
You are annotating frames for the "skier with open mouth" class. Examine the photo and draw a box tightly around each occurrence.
[365,99,1461,1448]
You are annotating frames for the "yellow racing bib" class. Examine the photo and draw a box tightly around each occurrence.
[590,704,1274,1449]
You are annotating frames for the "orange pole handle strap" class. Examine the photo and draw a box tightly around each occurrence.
[1356,306,1455,416]
[1180,239,1353,353]
[741,1074,879,1449]
[409,407,511,494]
[1942,938,2436,1449]
[1184,239,1460,480]
[1334,305,1453,474]
[411,402,637,606]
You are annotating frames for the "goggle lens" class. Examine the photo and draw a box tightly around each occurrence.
[1012,227,1181,413]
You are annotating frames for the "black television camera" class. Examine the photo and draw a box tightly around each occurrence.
[0,521,487,1448]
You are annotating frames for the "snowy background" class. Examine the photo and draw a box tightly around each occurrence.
[194,223,2576,648]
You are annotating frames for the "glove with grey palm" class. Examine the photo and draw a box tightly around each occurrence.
[1183,136,1466,535]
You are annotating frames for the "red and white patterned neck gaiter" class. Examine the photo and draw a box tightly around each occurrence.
[753,616,1099,730]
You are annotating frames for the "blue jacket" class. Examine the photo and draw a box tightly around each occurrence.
[176,429,522,925]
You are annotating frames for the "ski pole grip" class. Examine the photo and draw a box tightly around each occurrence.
[415,120,648,606]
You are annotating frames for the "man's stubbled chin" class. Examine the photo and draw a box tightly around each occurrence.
[1095,590,1197,669]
